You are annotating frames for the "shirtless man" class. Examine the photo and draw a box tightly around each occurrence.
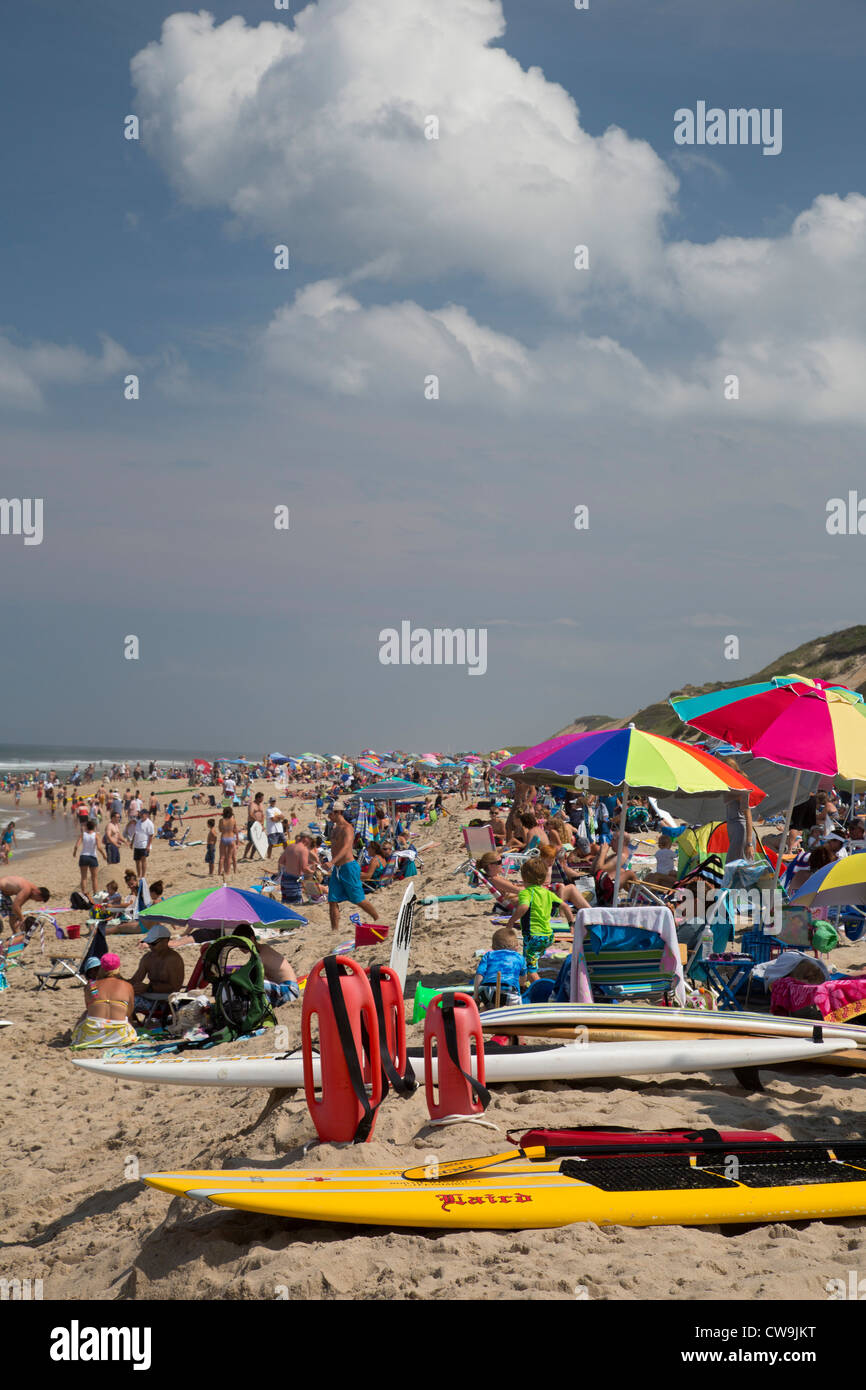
[276,834,314,904]
[242,792,266,861]
[234,925,299,1005]
[489,808,507,845]
[0,875,50,931]
[130,924,185,1015]
[327,803,380,930]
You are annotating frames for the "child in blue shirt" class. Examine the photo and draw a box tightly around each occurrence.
[474,926,527,1008]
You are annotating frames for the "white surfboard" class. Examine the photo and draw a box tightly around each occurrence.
[388,880,416,992]
[480,1002,866,1049]
[250,822,268,859]
[70,1035,848,1089]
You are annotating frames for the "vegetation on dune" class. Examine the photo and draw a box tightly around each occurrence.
[544,625,866,742]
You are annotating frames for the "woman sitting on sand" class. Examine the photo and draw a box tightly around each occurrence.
[361,843,389,885]
[70,952,138,1049]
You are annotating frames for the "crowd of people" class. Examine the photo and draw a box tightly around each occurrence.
[9,747,866,1055]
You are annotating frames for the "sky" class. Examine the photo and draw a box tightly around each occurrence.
[2,0,866,754]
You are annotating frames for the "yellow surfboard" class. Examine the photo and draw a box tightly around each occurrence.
[144,1145,866,1229]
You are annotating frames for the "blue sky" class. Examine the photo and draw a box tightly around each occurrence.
[2,0,865,753]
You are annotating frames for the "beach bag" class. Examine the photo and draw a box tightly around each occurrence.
[70,891,91,911]
[201,935,276,1045]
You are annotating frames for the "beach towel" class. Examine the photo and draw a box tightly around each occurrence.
[70,1015,139,1049]
[770,973,866,1024]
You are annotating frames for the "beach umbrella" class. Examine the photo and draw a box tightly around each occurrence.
[790,854,866,909]
[193,757,212,774]
[671,674,866,900]
[269,753,291,764]
[356,779,435,801]
[139,884,307,931]
[497,726,765,898]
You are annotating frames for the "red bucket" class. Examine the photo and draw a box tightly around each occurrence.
[66,924,81,940]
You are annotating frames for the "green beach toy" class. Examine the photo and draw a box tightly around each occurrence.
[411,981,465,1024]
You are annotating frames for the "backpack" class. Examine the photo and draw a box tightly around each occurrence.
[201,935,276,1045]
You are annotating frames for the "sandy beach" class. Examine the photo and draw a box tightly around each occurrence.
[2,778,866,1302]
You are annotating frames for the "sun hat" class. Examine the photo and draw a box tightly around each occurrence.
[100,952,121,970]
[84,956,102,972]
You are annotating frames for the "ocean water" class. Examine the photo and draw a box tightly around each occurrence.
[0,744,198,859]
[0,803,79,858]
[0,744,199,774]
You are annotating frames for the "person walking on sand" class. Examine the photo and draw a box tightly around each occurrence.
[242,791,266,861]
[205,819,217,876]
[74,818,106,895]
[326,803,380,931]
[103,811,124,866]
[131,808,155,882]
[1,822,16,862]
[218,805,239,877]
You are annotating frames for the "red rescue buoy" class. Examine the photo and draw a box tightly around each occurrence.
[424,991,489,1120]
[302,954,383,1143]
[366,963,414,1093]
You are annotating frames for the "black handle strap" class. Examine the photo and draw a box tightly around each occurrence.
[368,964,417,1097]
[323,954,379,1144]
[440,996,490,1112]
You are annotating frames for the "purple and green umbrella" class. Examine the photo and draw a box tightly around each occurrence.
[139,885,307,932]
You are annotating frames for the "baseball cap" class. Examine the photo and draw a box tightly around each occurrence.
[84,956,102,972]
[143,924,172,944]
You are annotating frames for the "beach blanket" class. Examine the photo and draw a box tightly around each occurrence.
[570,906,686,1006]
[70,1015,139,1049]
[770,974,866,1024]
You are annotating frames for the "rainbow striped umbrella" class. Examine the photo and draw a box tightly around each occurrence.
[671,673,866,905]
[497,726,764,897]
[670,675,866,779]
[496,728,764,801]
